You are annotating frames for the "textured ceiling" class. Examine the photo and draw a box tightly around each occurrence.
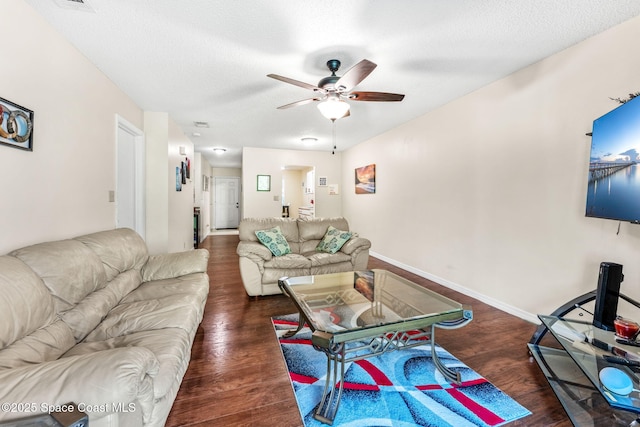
[24,0,640,168]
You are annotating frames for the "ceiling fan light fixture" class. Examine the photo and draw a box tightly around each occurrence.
[317,98,350,121]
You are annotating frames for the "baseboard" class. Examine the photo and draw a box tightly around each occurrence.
[370,251,540,325]
[208,229,239,236]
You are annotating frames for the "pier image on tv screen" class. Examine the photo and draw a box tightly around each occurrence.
[586,96,640,223]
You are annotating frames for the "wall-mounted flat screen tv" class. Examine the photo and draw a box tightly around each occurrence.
[586,96,640,224]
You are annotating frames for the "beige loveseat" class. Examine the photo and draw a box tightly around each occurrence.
[0,228,209,427]
[237,217,371,296]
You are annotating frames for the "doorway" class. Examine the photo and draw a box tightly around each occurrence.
[214,177,240,229]
[282,165,315,219]
[116,115,145,239]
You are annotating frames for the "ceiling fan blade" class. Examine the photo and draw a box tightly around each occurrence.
[334,59,377,92]
[276,97,322,109]
[349,91,405,102]
[267,74,319,91]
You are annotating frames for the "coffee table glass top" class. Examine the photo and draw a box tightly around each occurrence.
[539,315,640,413]
[279,269,471,339]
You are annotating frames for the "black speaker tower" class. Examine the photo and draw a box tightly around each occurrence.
[593,262,624,331]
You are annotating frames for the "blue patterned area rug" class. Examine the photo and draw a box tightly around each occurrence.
[272,314,531,427]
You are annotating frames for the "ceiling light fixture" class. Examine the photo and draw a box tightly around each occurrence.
[194,121,210,128]
[301,137,318,144]
[213,148,226,154]
[52,0,95,12]
[317,97,350,121]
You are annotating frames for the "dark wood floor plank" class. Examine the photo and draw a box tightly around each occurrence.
[165,234,570,426]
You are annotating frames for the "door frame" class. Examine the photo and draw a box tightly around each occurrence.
[115,115,146,239]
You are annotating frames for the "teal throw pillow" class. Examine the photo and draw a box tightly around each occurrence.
[255,226,291,256]
[316,225,352,254]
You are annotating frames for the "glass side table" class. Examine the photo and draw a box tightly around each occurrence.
[530,315,640,426]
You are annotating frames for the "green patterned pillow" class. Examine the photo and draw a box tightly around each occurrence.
[316,225,352,254]
[255,226,291,256]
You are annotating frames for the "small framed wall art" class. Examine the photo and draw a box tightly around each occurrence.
[176,166,182,191]
[355,163,376,194]
[257,174,271,191]
[0,97,34,151]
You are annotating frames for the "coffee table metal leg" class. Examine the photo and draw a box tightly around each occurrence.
[430,324,461,384]
[282,310,306,338]
[314,344,345,425]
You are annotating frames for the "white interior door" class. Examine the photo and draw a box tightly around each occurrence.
[116,116,145,238]
[214,177,240,229]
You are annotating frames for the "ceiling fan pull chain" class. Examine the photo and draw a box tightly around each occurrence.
[332,119,337,155]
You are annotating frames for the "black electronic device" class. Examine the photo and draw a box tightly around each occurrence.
[593,262,624,331]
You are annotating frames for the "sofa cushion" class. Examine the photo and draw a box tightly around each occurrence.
[298,217,349,241]
[61,270,142,342]
[0,319,75,369]
[239,217,299,243]
[121,273,209,322]
[264,253,311,269]
[64,328,191,400]
[311,261,354,276]
[0,256,57,349]
[84,293,205,342]
[142,249,209,282]
[10,240,108,313]
[316,225,353,254]
[306,251,352,267]
[75,228,149,282]
[255,226,291,256]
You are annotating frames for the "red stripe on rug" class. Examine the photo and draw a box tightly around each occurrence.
[355,359,394,386]
[415,377,485,391]
[290,372,318,384]
[342,382,380,391]
[273,319,307,328]
[279,338,313,345]
[415,384,444,391]
[447,388,505,426]
[454,377,488,388]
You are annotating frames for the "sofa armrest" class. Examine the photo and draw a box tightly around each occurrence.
[236,241,272,262]
[340,236,371,255]
[142,249,209,282]
[0,347,159,423]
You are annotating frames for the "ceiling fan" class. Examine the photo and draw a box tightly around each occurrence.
[267,59,405,120]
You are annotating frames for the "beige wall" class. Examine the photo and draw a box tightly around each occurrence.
[343,15,640,323]
[168,119,195,252]
[194,153,212,241]
[242,147,342,219]
[1,2,197,255]
[0,2,143,254]
[144,112,169,254]
[145,111,198,254]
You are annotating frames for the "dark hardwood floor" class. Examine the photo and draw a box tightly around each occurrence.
[165,234,571,426]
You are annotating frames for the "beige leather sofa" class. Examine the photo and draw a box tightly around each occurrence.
[237,217,371,296]
[0,228,209,427]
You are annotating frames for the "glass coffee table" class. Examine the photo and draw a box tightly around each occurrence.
[278,269,473,425]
